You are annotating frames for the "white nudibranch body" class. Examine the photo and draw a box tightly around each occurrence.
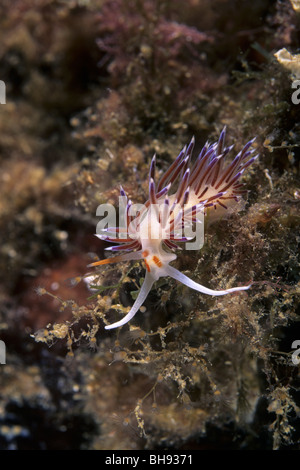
[88,127,258,330]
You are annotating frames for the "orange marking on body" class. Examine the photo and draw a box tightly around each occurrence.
[152,255,162,268]
[144,260,151,272]
[142,250,149,258]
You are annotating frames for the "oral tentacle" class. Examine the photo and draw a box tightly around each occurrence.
[164,264,251,296]
[105,271,155,330]
[87,250,142,267]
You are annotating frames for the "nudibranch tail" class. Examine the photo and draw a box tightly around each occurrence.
[89,127,258,330]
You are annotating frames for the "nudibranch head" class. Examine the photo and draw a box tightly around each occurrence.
[89,127,258,330]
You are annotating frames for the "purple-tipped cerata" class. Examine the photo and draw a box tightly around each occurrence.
[89,127,258,329]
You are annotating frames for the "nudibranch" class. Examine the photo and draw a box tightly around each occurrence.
[89,127,258,330]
